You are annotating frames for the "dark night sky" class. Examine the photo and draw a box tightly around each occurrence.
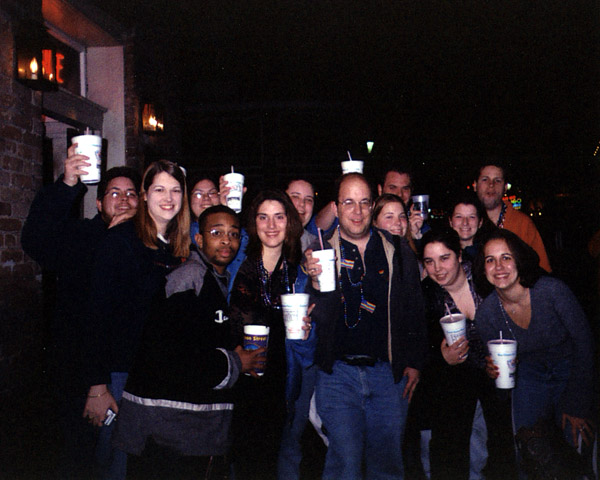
[95,1,600,202]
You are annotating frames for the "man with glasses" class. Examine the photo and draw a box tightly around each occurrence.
[311,166,425,239]
[113,204,264,478]
[22,144,140,478]
[305,173,426,479]
[188,174,254,295]
[189,176,220,233]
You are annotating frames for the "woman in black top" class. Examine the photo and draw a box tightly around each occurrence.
[82,160,189,478]
[229,189,305,480]
[415,229,515,480]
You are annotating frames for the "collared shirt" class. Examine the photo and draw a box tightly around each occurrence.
[334,231,389,359]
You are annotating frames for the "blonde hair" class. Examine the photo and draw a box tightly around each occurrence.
[135,160,190,258]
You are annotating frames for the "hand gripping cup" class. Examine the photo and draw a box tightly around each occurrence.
[311,249,336,292]
[243,325,269,376]
[487,339,518,389]
[72,135,102,184]
[439,313,467,347]
[411,194,429,220]
[281,293,309,340]
[224,172,245,213]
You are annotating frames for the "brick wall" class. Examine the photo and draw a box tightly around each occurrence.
[0,11,46,396]
[0,4,167,399]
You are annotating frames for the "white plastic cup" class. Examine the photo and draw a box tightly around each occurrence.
[439,313,467,347]
[224,172,245,213]
[487,339,518,389]
[243,325,269,376]
[312,249,336,292]
[281,293,309,340]
[72,135,102,184]
[341,160,364,174]
[411,194,429,220]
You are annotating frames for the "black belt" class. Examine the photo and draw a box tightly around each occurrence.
[340,355,377,367]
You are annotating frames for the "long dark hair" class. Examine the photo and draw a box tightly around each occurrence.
[245,189,303,265]
[473,229,541,295]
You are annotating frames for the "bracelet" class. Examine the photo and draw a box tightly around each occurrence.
[87,390,109,398]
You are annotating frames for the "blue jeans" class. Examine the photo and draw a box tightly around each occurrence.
[512,358,570,436]
[277,364,318,480]
[95,372,128,480]
[469,400,487,480]
[512,358,595,477]
[316,361,409,480]
[416,402,490,480]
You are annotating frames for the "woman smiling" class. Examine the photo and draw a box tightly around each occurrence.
[410,229,515,480]
[83,160,189,477]
[474,229,595,477]
[373,193,420,257]
[229,190,311,480]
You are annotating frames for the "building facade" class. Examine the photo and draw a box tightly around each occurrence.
[0,0,145,399]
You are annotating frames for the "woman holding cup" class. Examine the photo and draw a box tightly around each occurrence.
[474,229,595,475]
[83,160,189,477]
[410,229,515,480]
[229,189,313,480]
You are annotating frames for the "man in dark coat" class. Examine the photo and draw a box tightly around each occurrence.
[22,144,140,479]
[305,173,426,479]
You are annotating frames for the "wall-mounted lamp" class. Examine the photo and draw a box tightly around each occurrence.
[15,21,59,91]
[142,103,164,134]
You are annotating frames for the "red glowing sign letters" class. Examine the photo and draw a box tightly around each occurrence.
[41,48,64,84]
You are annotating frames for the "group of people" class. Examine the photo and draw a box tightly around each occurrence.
[22,146,596,480]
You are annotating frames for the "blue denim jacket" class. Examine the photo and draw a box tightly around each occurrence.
[284,264,317,407]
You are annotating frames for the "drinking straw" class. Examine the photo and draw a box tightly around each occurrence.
[85,127,90,135]
[445,303,452,317]
[231,165,234,173]
[347,151,353,160]
[500,331,503,341]
[317,228,324,250]
[292,284,296,294]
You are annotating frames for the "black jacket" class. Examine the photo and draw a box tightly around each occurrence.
[309,228,427,383]
[21,178,107,393]
[83,221,182,386]
[124,248,241,404]
[114,249,242,456]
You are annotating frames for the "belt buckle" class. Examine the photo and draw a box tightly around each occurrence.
[342,355,376,367]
